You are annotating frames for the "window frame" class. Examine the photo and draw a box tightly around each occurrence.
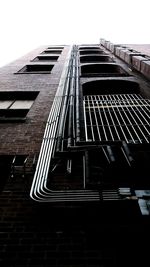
[0,91,38,121]
[41,49,62,55]
[31,55,59,62]
[16,64,54,74]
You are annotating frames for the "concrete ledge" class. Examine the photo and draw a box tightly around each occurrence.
[132,56,149,72]
[119,49,129,61]
[100,38,106,46]
[100,39,150,81]
[124,51,144,65]
[106,42,112,51]
[115,47,127,58]
[100,39,108,48]
[104,41,110,49]
[113,46,122,56]
[141,60,150,80]
[110,44,115,53]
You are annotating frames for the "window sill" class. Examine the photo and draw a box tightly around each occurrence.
[0,117,26,122]
[14,71,52,74]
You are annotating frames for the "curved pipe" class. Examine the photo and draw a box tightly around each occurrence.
[30,46,100,202]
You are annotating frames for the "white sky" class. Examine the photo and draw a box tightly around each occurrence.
[0,0,150,67]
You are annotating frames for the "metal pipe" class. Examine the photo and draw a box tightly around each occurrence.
[121,141,134,166]
[30,46,100,202]
[56,59,72,152]
[67,159,72,174]
[67,49,76,148]
[87,96,95,141]
[75,48,80,143]
[83,151,89,189]
[83,98,88,141]
[106,146,116,163]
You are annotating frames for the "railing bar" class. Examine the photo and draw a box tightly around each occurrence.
[120,95,149,143]
[105,94,121,140]
[107,94,129,143]
[90,95,101,141]
[101,94,115,141]
[87,96,95,141]
[123,95,150,141]
[83,98,88,141]
[115,95,142,143]
[111,95,135,143]
[95,95,108,141]
[130,94,150,121]
[98,95,114,141]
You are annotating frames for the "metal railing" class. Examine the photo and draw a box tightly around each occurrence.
[83,94,150,144]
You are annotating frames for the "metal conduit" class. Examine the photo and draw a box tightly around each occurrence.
[67,48,76,148]
[56,51,73,152]
[30,46,100,202]
[76,48,81,143]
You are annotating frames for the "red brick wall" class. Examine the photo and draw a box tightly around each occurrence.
[0,44,149,267]
[0,46,69,157]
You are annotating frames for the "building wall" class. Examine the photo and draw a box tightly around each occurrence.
[0,46,69,156]
[0,43,150,267]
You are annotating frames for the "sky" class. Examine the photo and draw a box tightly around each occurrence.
[0,0,150,67]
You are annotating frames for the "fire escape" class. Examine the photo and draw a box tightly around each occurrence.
[30,45,150,216]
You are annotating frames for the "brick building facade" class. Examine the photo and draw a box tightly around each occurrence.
[0,41,150,266]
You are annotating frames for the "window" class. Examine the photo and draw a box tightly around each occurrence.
[47,46,64,50]
[79,46,101,50]
[0,91,38,121]
[79,50,106,55]
[80,63,129,77]
[31,55,59,62]
[80,55,113,63]
[41,50,62,54]
[9,100,34,109]
[82,80,140,95]
[17,64,54,74]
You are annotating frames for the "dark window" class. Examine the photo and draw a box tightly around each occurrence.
[17,64,54,74]
[31,55,59,62]
[80,50,106,55]
[80,63,129,77]
[41,50,62,54]
[80,55,113,63]
[79,46,101,50]
[47,46,64,50]
[0,91,38,121]
[82,80,140,95]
